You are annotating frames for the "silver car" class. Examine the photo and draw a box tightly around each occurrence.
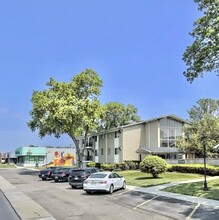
[83,172,126,194]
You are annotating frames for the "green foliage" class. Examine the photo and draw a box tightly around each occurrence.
[168,164,219,176]
[177,99,219,157]
[101,163,116,171]
[86,162,96,167]
[140,156,168,178]
[100,102,141,130]
[115,162,129,170]
[183,0,219,82]
[117,170,204,188]
[124,161,139,170]
[28,68,103,167]
[188,98,219,121]
[164,179,219,201]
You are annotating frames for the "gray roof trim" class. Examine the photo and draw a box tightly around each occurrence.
[144,114,190,124]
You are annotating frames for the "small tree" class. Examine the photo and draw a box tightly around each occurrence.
[140,155,168,178]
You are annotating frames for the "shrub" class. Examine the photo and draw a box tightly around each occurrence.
[167,165,219,176]
[115,162,129,170]
[140,155,168,178]
[125,161,138,170]
[101,163,116,171]
[86,162,96,167]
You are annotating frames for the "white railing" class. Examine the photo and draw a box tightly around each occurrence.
[166,158,219,165]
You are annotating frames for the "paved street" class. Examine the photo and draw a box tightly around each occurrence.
[0,168,219,220]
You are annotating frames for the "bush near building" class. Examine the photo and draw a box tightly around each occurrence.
[86,161,139,171]
[86,161,219,177]
[168,164,219,176]
[140,155,168,178]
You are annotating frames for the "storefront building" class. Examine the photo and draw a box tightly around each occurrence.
[15,146,76,167]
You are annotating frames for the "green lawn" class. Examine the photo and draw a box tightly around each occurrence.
[163,178,219,200]
[0,164,16,168]
[117,170,204,187]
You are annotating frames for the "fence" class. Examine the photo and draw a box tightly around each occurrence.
[166,158,219,166]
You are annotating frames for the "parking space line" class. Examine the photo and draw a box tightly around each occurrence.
[186,203,200,220]
[133,195,159,210]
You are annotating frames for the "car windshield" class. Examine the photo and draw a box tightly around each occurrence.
[71,170,85,175]
[89,173,107,178]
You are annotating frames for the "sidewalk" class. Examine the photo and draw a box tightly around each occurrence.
[127,176,219,207]
[0,175,56,220]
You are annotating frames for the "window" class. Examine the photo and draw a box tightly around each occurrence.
[115,131,120,138]
[95,150,98,156]
[115,148,119,155]
[112,173,120,178]
[108,148,111,155]
[160,118,183,148]
[93,136,97,142]
[101,148,104,155]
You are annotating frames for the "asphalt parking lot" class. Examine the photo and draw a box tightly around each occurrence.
[0,168,219,220]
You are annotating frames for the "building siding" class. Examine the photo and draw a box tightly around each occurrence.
[122,124,145,161]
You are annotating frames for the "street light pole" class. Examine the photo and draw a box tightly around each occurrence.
[202,136,208,191]
[203,143,208,190]
[46,152,47,168]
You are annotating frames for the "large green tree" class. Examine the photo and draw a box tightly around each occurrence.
[177,115,219,157]
[188,98,219,121]
[177,98,219,157]
[28,69,103,167]
[100,102,141,130]
[183,0,219,82]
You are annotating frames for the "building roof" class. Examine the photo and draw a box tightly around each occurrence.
[136,146,184,154]
[80,114,189,138]
[144,114,190,124]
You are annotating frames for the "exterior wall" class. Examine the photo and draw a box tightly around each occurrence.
[148,121,159,147]
[122,124,145,161]
[98,134,106,163]
[106,132,115,164]
[45,147,76,167]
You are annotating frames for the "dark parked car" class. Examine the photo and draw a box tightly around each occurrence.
[50,167,64,180]
[68,167,99,188]
[53,167,74,182]
[39,166,58,180]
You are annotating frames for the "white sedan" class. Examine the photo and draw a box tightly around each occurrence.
[83,172,126,194]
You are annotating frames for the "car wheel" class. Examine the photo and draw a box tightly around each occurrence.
[42,178,46,181]
[55,179,58,182]
[109,184,114,194]
[71,186,76,189]
[122,181,126,189]
[86,191,91,194]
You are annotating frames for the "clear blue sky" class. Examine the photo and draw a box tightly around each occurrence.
[1,1,219,152]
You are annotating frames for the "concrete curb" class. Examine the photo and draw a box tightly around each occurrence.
[0,175,56,220]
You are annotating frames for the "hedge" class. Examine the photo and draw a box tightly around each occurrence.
[168,165,219,176]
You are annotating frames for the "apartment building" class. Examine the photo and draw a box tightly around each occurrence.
[79,114,188,164]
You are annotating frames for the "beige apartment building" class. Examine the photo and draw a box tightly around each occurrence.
[79,114,188,164]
